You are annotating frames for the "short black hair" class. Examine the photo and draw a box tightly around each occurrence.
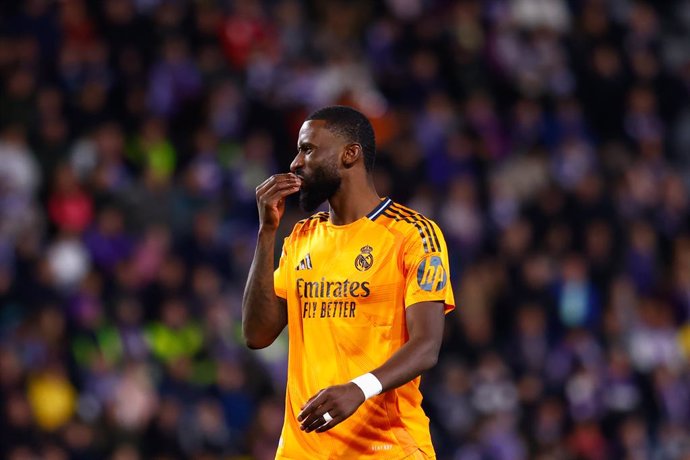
[306,106,376,172]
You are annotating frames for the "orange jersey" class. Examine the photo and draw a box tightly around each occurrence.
[273,198,455,459]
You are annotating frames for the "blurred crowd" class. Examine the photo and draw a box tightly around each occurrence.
[1,0,690,459]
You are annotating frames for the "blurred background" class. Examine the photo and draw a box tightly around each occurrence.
[1,0,690,459]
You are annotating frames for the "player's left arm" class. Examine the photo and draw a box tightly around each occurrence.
[297,300,445,433]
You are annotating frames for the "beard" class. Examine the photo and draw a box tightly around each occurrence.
[298,165,341,212]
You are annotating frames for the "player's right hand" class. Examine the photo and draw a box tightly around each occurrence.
[256,173,301,231]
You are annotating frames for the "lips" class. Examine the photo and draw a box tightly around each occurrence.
[294,173,306,187]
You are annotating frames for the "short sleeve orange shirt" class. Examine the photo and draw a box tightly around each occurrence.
[274,198,455,459]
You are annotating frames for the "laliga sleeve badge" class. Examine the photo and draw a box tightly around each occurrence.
[417,255,447,292]
[355,245,374,271]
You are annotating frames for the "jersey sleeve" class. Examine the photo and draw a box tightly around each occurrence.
[274,237,289,299]
[403,220,455,313]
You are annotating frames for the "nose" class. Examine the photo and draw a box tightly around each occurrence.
[290,151,304,174]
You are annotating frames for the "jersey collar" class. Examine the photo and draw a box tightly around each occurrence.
[366,197,393,221]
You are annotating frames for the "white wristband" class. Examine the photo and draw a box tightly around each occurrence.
[350,373,383,400]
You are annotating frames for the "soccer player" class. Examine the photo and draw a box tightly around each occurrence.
[242,106,455,459]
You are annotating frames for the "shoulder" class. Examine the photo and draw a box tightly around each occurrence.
[374,200,439,233]
[374,201,443,253]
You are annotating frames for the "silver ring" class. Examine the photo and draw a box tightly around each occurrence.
[323,411,333,423]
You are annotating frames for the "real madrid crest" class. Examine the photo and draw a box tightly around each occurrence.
[354,245,374,271]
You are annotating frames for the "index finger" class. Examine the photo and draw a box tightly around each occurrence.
[256,173,300,193]
[297,390,327,421]
[275,172,299,181]
[300,390,321,411]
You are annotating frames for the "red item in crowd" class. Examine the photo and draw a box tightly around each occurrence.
[48,165,94,233]
[48,190,93,233]
[219,9,276,69]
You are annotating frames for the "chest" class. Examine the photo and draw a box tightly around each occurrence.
[291,226,400,282]
[287,226,404,325]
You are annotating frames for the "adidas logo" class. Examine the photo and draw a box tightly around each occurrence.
[296,253,313,270]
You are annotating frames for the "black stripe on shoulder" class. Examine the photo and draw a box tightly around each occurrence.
[388,204,440,252]
[306,212,329,225]
[391,203,441,252]
[400,205,441,251]
[381,209,430,253]
[296,212,328,232]
[386,207,434,252]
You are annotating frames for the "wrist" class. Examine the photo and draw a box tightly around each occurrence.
[350,373,383,400]
[258,225,278,236]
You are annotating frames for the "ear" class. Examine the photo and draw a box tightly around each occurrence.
[342,143,362,169]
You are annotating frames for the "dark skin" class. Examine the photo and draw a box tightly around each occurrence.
[242,119,446,433]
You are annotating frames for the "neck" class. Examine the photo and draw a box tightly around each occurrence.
[327,175,381,225]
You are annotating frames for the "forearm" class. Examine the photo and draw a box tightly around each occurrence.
[357,302,445,395]
[369,336,440,393]
[241,228,287,349]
